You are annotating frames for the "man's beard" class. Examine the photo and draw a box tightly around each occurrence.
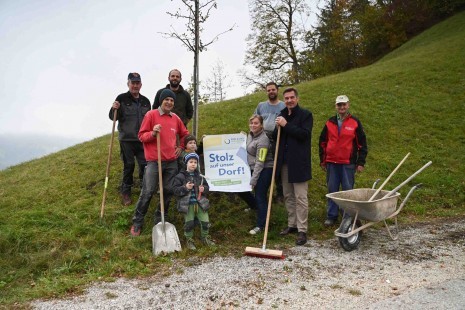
[169,80,179,88]
[268,93,277,101]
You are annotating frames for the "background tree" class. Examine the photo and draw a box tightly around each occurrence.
[186,76,210,105]
[300,0,465,79]
[203,59,231,103]
[244,0,311,88]
[159,0,234,136]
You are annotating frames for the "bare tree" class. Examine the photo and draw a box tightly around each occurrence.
[159,0,235,137]
[204,59,231,103]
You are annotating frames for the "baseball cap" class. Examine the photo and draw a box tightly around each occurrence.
[335,95,349,104]
[128,72,141,82]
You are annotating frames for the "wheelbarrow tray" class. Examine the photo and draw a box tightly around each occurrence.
[326,189,401,222]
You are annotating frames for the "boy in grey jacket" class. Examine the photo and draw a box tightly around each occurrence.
[172,153,215,250]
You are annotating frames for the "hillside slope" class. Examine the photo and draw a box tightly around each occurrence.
[1,11,464,306]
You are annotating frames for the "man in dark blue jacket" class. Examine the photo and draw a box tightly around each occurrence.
[109,72,151,206]
[274,88,313,246]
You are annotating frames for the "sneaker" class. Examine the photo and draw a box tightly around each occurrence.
[130,225,141,237]
[249,227,262,235]
[121,193,132,206]
[186,238,196,250]
[296,232,307,246]
[324,219,336,227]
[201,236,216,247]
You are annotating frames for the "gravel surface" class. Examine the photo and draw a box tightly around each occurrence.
[32,217,465,309]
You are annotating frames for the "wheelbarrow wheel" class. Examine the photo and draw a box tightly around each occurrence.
[338,217,363,251]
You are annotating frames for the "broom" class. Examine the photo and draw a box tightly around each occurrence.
[245,126,284,259]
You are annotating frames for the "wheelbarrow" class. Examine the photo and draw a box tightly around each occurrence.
[326,160,432,251]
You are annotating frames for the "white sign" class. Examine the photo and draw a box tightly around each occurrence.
[203,133,251,192]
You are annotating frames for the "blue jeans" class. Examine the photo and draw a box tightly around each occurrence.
[132,160,178,227]
[254,168,273,229]
[326,163,355,220]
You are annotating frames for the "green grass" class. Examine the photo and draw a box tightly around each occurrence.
[1,11,465,307]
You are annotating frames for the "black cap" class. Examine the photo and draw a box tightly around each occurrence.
[128,72,141,82]
[159,89,176,102]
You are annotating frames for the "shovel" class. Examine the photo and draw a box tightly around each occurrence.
[152,132,182,255]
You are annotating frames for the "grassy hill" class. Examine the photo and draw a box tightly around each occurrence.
[1,11,464,306]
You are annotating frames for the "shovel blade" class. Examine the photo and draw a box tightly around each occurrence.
[152,222,182,255]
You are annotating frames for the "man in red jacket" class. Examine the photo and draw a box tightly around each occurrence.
[319,95,368,227]
[130,89,189,236]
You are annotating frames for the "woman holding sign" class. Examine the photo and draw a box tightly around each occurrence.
[246,114,274,235]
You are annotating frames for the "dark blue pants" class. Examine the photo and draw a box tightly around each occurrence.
[237,191,257,209]
[132,160,177,227]
[254,168,273,229]
[119,141,146,194]
[326,163,355,220]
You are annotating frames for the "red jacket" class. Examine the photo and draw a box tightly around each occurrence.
[138,109,189,162]
[319,114,367,166]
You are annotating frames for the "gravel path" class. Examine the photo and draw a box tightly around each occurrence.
[32,217,465,309]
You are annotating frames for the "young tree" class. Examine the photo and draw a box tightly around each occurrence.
[204,59,231,103]
[244,0,311,88]
[159,0,234,137]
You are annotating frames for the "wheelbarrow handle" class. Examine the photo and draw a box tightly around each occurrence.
[383,161,432,199]
[372,179,381,189]
[388,183,423,219]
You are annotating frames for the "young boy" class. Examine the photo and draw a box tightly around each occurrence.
[172,153,215,250]
[178,135,200,172]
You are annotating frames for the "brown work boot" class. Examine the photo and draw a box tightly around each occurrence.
[121,193,132,206]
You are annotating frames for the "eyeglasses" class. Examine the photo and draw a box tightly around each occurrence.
[336,102,348,107]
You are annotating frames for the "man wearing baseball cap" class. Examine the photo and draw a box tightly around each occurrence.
[319,95,368,227]
[109,72,151,206]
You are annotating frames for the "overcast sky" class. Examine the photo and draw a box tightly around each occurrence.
[0,0,252,142]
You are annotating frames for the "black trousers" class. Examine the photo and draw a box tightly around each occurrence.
[119,141,146,194]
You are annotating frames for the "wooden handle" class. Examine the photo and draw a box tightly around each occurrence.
[262,126,281,250]
[368,152,410,201]
[100,109,118,219]
[157,132,165,224]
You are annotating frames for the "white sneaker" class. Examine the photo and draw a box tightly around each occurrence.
[249,227,262,235]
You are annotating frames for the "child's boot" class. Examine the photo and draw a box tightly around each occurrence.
[186,238,196,250]
[201,235,216,247]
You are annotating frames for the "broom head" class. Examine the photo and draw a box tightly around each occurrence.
[244,246,285,260]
